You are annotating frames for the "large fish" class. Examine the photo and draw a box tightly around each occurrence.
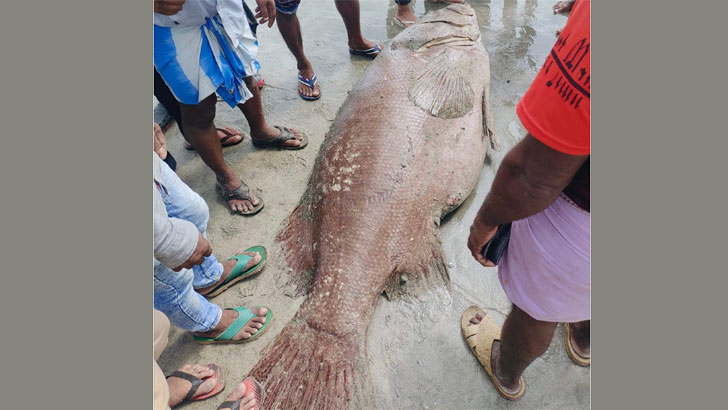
[250,4,498,409]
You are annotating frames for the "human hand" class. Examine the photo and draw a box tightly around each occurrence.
[467,215,499,267]
[153,122,168,160]
[173,232,212,272]
[254,0,277,27]
[154,0,185,16]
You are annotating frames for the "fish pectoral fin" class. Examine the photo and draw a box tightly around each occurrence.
[383,240,451,301]
[408,51,474,119]
[276,201,315,297]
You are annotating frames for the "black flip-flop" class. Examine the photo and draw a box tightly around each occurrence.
[251,126,308,150]
[166,363,225,403]
[184,128,245,151]
[216,179,264,216]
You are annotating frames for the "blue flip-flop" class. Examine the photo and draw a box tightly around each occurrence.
[298,73,321,101]
[349,43,384,59]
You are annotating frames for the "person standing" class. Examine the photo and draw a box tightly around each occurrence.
[461,0,590,400]
[154,0,308,215]
[272,0,385,100]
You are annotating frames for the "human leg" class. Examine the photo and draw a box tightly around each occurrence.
[179,94,260,213]
[154,260,222,333]
[158,159,223,288]
[465,304,556,397]
[334,0,378,51]
[394,0,417,28]
[566,320,590,366]
[237,77,306,148]
[274,6,321,100]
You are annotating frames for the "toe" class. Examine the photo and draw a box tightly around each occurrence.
[197,377,217,396]
[243,252,261,269]
[251,306,268,317]
[190,364,213,378]
[241,393,258,410]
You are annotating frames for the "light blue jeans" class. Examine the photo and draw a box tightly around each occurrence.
[154,160,223,332]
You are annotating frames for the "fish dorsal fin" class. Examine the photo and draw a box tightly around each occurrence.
[409,50,474,119]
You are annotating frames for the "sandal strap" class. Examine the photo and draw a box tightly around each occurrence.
[271,126,298,144]
[218,181,252,202]
[166,371,204,402]
[298,73,318,89]
[218,400,241,410]
[217,307,256,341]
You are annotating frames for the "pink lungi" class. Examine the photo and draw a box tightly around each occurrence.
[498,194,590,323]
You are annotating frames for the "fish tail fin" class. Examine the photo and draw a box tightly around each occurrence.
[276,201,315,297]
[384,238,450,301]
[249,321,374,410]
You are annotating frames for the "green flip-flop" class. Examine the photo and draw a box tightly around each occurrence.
[193,306,273,345]
[201,246,268,298]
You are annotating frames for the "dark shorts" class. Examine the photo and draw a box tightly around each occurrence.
[275,0,301,15]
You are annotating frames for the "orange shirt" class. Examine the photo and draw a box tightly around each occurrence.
[517,0,590,156]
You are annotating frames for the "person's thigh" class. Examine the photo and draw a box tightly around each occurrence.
[159,158,210,233]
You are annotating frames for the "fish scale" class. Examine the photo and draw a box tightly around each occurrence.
[250,4,496,409]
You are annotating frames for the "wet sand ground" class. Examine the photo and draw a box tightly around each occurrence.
[157,1,589,408]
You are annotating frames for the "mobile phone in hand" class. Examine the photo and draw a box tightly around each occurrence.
[481,222,512,265]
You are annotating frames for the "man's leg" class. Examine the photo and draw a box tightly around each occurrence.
[275,9,321,99]
[154,262,223,333]
[154,260,268,340]
[154,68,185,137]
[179,94,260,213]
[567,320,591,358]
[155,69,242,147]
[334,0,377,51]
[158,158,223,288]
[157,159,263,291]
[394,0,417,27]
[469,304,557,394]
[237,77,306,148]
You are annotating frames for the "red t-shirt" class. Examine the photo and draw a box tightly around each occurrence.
[517,0,590,155]
[516,0,590,210]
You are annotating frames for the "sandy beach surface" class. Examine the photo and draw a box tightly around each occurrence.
[156,1,589,408]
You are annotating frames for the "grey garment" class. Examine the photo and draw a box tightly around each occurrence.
[153,152,199,269]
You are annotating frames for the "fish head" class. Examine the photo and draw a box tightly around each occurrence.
[391,4,481,53]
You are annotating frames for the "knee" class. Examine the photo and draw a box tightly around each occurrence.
[188,194,210,232]
[180,98,216,129]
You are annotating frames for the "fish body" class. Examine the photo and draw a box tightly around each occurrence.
[250,4,496,409]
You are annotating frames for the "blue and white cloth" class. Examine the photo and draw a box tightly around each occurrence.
[154,0,261,108]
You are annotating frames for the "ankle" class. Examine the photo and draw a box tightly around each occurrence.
[494,358,520,389]
[216,171,239,186]
[297,60,313,73]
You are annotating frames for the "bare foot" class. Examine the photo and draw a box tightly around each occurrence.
[469,313,522,395]
[251,125,305,148]
[193,307,268,341]
[395,5,417,28]
[218,379,260,410]
[217,174,261,213]
[196,252,262,296]
[166,364,218,407]
[553,0,575,14]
